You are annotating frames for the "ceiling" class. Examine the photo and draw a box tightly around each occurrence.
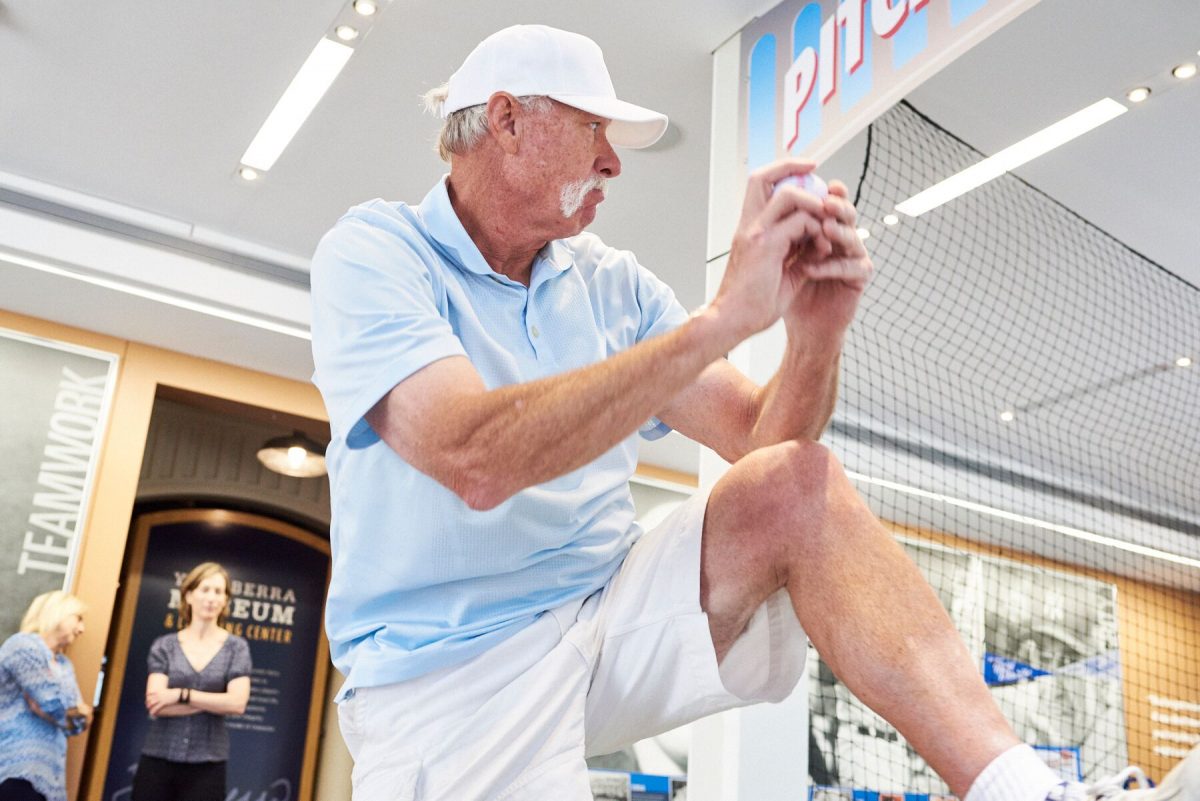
[0,0,1196,484]
[0,0,779,307]
[899,0,1199,286]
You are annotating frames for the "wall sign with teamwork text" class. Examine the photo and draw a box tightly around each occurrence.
[739,0,1040,169]
[97,509,331,801]
[0,327,117,638]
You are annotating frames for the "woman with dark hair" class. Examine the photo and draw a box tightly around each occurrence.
[0,591,92,801]
[131,562,251,801]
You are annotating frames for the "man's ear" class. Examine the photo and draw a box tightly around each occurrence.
[486,92,521,154]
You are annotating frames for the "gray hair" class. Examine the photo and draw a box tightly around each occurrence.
[422,84,553,162]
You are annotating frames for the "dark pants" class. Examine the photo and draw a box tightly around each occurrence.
[130,754,226,801]
[0,779,46,801]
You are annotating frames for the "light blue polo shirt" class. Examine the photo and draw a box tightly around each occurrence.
[310,177,689,695]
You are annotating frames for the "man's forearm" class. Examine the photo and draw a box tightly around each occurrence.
[439,306,746,509]
[746,335,842,450]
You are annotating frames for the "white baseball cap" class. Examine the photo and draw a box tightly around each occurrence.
[441,24,669,149]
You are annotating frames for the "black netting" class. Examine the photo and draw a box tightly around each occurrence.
[809,101,1200,797]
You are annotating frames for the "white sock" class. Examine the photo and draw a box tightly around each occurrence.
[963,744,1065,801]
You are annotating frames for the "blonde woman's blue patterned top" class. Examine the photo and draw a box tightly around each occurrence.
[0,633,84,801]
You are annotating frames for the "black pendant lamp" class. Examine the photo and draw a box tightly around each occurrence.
[256,430,328,478]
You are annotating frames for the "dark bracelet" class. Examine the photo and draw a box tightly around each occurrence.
[181,687,191,705]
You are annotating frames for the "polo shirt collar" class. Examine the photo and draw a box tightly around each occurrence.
[418,175,574,284]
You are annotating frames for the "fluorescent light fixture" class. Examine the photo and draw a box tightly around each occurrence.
[1173,62,1197,80]
[1127,86,1152,103]
[240,37,354,172]
[1,248,312,340]
[895,98,1127,218]
[847,471,1200,570]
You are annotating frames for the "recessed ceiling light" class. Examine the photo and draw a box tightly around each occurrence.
[237,166,259,181]
[335,24,359,41]
[895,98,1127,217]
[856,227,871,241]
[1172,63,1197,80]
[1177,356,1194,368]
[240,37,355,172]
[1126,86,1152,103]
[353,0,377,15]
[999,410,1015,422]
[883,213,899,226]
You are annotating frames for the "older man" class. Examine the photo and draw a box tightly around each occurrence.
[310,23,1179,801]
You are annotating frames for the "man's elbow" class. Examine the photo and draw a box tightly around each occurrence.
[446,456,513,511]
[456,475,510,511]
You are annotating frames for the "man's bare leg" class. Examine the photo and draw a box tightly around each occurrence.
[700,440,1020,798]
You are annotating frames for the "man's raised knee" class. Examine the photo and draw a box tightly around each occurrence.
[754,439,841,502]
[716,439,843,525]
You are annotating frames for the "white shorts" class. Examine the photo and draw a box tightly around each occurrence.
[337,492,808,800]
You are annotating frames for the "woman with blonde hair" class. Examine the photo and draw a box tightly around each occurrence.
[0,591,92,801]
[130,561,251,801]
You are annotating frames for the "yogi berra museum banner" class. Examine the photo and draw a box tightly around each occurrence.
[101,509,331,801]
[0,327,117,638]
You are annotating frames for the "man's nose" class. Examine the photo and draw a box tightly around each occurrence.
[596,135,621,179]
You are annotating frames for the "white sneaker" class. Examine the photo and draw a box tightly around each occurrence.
[1049,769,1149,801]
[1050,744,1200,800]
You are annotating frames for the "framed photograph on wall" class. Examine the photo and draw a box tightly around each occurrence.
[807,538,1126,795]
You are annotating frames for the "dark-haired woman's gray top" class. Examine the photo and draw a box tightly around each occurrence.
[140,633,252,763]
